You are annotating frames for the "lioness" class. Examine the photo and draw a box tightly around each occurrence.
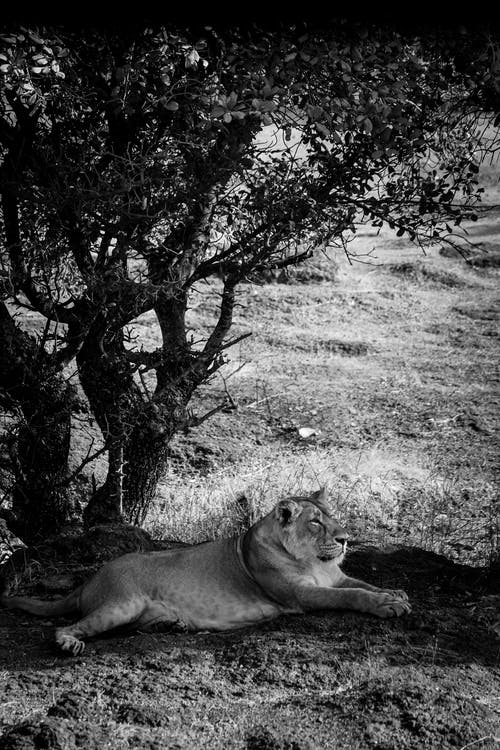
[0,488,410,655]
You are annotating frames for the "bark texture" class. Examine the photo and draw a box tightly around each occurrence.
[76,311,194,527]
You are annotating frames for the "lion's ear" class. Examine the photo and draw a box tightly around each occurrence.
[311,487,328,503]
[274,499,301,526]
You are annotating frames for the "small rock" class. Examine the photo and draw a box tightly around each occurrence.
[297,427,318,439]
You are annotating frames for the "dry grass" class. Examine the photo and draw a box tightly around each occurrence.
[146,444,499,566]
[145,210,500,567]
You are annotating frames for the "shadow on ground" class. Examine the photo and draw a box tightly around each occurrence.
[0,529,499,749]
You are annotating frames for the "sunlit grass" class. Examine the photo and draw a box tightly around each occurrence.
[146,445,499,566]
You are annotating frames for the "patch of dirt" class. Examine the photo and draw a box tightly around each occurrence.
[318,339,371,356]
[246,726,312,749]
[114,703,166,727]
[469,254,500,268]
[331,670,499,750]
[168,435,226,472]
[386,262,469,287]
[0,533,499,749]
[0,720,68,750]
[47,691,88,720]
[273,336,371,356]
[453,303,500,321]
[167,415,271,473]
[439,245,467,259]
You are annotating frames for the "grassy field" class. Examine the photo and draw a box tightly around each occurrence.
[126,208,500,566]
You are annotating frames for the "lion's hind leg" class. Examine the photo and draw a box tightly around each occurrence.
[55,598,147,656]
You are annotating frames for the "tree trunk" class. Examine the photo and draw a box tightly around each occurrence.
[12,374,72,542]
[120,399,183,526]
[80,389,187,528]
[0,305,72,543]
[77,321,134,525]
[76,316,191,527]
[82,435,125,527]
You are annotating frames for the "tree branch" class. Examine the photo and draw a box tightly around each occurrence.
[124,347,164,372]
[185,401,231,429]
[1,191,77,324]
[0,117,16,148]
[54,318,95,368]
[199,274,238,365]
[95,228,115,271]
[250,248,314,275]
[56,440,109,488]
[183,222,270,287]
[217,331,252,352]
[64,213,95,279]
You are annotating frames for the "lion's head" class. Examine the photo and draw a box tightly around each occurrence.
[269,488,348,564]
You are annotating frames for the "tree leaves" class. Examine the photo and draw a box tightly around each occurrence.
[185,48,200,70]
[0,20,497,337]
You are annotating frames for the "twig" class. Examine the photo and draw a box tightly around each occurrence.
[244,393,280,409]
[186,402,229,428]
[221,359,248,381]
[459,737,500,750]
[218,331,252,352]
[217,363,247,410]
[57,441,108,487]
[138,368,152,402]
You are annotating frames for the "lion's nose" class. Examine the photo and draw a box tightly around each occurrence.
[335,536,348,546]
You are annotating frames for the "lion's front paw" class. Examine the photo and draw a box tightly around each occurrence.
[55,629,86,656]
[379,588,409,602]
[371,592,411,619]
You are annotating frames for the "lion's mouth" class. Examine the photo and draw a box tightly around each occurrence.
[318,544,344,561]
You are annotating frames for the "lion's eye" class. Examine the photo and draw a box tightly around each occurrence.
[310,519,322,527]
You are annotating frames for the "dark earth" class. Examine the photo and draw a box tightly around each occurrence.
[0,526,499,749]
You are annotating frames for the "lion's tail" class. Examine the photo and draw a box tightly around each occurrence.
[0,582,83,617]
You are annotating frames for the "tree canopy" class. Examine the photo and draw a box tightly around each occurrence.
[0,21,499,538]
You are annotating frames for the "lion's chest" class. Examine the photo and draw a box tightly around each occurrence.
[299,562,338,588]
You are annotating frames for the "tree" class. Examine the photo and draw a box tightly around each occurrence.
[0,21,499,540]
